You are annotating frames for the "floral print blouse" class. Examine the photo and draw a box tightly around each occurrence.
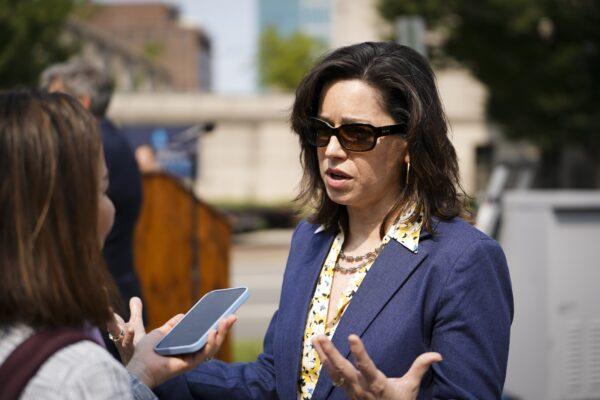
[298,213,423,399]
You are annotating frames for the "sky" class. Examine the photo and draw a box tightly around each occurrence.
[99,0,259,94]
[177,0,258,94]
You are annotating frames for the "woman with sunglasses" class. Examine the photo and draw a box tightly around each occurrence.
[121,42,513,400]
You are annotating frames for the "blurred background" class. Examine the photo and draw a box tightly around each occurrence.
[1,0,599,398]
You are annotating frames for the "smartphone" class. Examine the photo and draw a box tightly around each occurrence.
[154,287,249,356]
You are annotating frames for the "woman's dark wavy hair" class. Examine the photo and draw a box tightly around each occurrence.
[291,41,468,237]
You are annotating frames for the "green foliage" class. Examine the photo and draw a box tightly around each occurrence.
[378,0,600,153]
[143,40,166,61]
[232,339,263,362]
[259,26,325,91]
[0,0,77,89]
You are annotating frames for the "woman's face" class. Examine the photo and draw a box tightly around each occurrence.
[98,153,115,247]
[317,79,407,211]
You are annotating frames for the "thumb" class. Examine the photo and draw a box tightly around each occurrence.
[404,352,442,384]
[157,314,185,335]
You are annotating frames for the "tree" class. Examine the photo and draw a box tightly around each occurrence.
[259,26,325,91]
[379,0,600,187]
[0,0,77,89]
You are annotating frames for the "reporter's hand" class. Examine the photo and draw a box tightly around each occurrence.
[126,314,237,389]
[107,297,145,365]
[312,334,442,400]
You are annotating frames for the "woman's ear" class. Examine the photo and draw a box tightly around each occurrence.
[78,95,92,111]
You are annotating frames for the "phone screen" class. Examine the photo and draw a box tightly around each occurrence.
[156,287,246,349]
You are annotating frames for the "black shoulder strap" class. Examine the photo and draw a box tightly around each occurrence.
[0,328,93,400]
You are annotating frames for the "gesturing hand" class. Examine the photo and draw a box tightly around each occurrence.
[107,297,146,365]
[312,334,442,400]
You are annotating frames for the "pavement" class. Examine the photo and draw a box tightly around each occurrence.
[230,229,294,341]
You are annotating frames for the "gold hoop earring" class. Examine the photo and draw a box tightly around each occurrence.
[405,162,411,186]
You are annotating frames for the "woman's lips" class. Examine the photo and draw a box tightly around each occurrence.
[325,168,352,189]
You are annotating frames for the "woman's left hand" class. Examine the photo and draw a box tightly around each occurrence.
[312,334,442,400]
[107,297,146,365]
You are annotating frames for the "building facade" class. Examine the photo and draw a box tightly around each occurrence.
[65,19,172,92]
[74,2,211,92]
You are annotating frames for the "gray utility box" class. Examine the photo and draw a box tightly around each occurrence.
[501,191,600,400]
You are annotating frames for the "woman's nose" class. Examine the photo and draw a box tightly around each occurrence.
[324,135,346,159]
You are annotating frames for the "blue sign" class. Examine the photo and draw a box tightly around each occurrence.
[121,124,196,179]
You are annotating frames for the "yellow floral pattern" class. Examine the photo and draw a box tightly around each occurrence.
[298,213,423,399]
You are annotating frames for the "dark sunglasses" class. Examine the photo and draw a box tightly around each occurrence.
[307,117,407,152]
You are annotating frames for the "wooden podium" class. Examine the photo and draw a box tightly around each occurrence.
[134,173,232,361]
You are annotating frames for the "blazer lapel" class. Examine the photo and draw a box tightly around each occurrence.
[311,240,429,399]
[278,228,335,400]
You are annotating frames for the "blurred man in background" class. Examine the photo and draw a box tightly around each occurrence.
[40,61,145,357]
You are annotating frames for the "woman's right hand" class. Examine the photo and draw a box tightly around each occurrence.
[125,313,236,388]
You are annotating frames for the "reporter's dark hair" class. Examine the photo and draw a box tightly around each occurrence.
[291,41,468,236]
[0,90,120,329]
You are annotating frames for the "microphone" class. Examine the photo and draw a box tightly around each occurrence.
[172,123,216,144]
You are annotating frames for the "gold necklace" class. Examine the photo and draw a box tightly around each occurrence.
[333,259,372,274]
[334,242,386,274]
[338,242,385,263]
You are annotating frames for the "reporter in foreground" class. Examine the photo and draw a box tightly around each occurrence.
[117,42,513,400]
[0,90,234,399]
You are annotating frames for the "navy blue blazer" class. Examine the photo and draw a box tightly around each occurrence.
[155,217,513,399]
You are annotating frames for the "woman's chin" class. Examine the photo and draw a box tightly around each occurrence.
[325,189,354,206]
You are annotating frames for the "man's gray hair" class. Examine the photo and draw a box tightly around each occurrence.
[40,60,114,118]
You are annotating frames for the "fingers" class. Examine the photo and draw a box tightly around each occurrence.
[313,335,352,370]
[128,297,142,321]
[165,314,185,328]
[218,315,237,337]
[128,297,145,329]
[404,352,443,384]
[106,312,128,346]
[176,328,217,368]
[206,315,237,358]
[106,313,123,337]
[122,325,135,348]
[312,335,358,387]
[186,315,237,365]
[127,297,146,345]
[157,314,185,335]
[161,320,235,388]
[200,329,219,361]
[348,334,384,385]
[106,311,135,363]
[113,312,126,326]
